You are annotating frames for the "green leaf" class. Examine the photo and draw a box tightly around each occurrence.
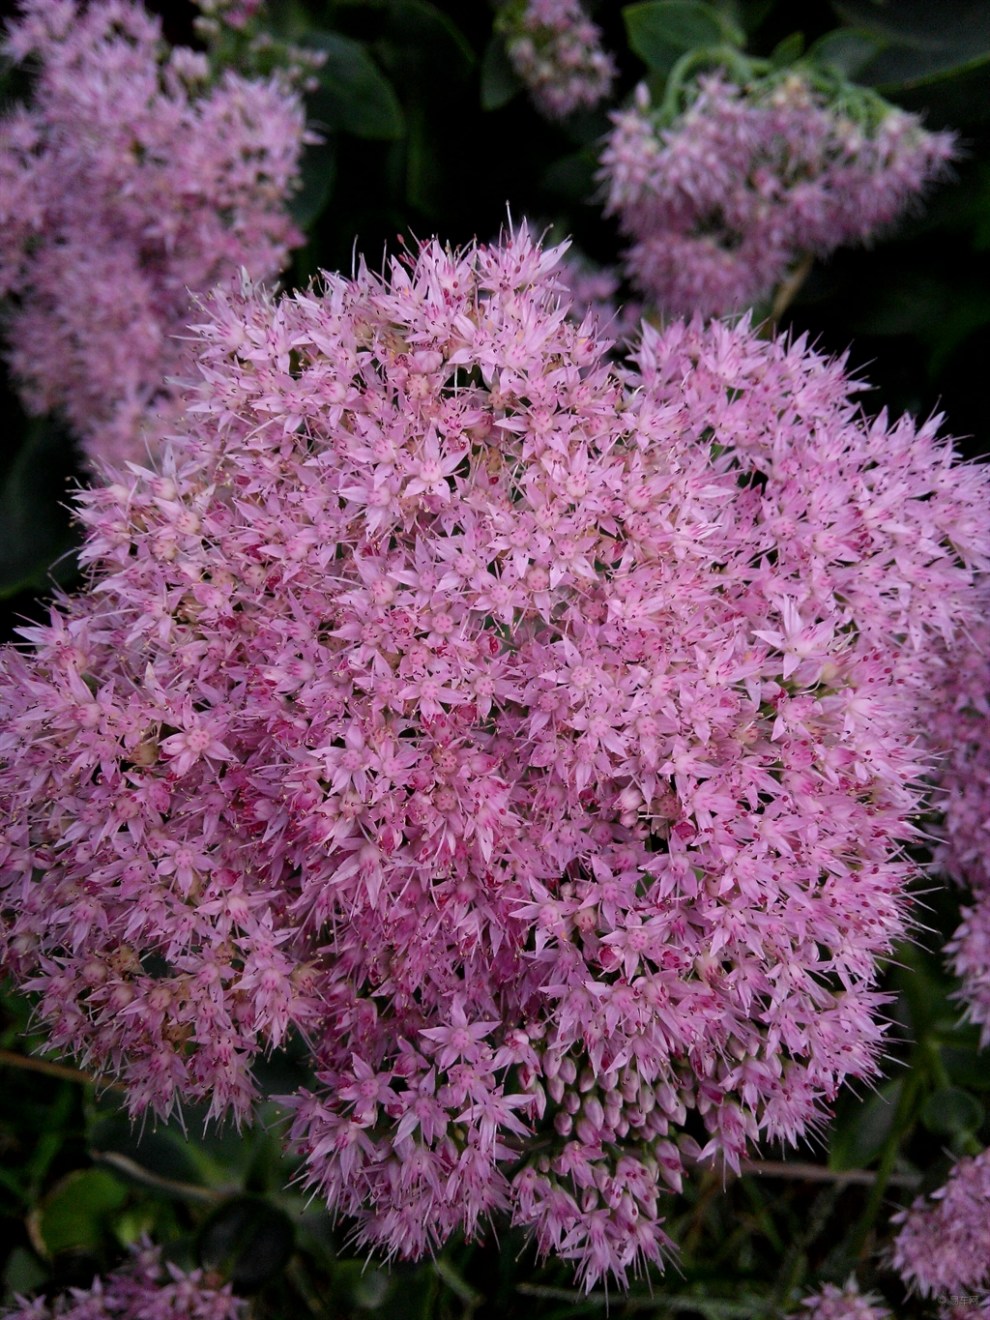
[833,0,990,91]
[770,32,805,69]
[0,417,80,599]
[197,1195,295,1294]
[921,1086,984,1138]
[291,139,337,229]
[88,1114,204,1190]
[623,1,743,76]
[403,104,434,214]
[829,1078,904,1171]
[543,147,599,203]
[304,31,404,139]
[330,1259,396,1310]
[2,1247,47,1300]
[377,0,475,81]
[708,0,774,35]
[480,35,520,111]
[807,28,888,80]
[369,1,475,218]
[29,1169,129,1257]
[940,1040,990,1090]
[851,273,990,376]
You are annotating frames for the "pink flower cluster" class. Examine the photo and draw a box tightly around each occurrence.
[925,598,990,1044]
[2,230,988,1288]
[949,897,990,1050]
[498,0,615,120]
[891,1147,990,1313]
[599,72,957,317]
[792,1280,892,1319]
[0,0,308,470]
[2,1241,244,1320]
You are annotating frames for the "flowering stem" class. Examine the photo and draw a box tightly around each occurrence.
[283,1258,326,1317]
[433,1258,483,1314]
[768,254,814,328]
[0,1047,121,1091]
[516,1283,759,1315]
[741,1158,920,1189]
[661,46,765,120]
[89,1149,225,1204]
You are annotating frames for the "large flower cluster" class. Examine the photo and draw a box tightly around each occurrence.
[891,1146,990,1312]
[2,1241,244,1320]
[497,0,615,121]
[599,71,956,317]
[0,0,308,469]
[2,231,989,1288]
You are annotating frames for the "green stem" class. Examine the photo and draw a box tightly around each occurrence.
[851,1070,922,1260]
[660,45,767,120]
[922,1034,952,1091]
[741,1157,920,1190]
[768,252,814,328]
[0,1047,124,1092]
[89,1149,225,1204]
[433,1257,483,1315]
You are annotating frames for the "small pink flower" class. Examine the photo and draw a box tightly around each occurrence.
[160,720,235,777]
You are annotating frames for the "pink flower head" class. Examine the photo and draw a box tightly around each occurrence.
[790,1279,893,1319]
[923,594,990,1044]
[599,71,957,317]
[498,0,615,120]
[891,1147,990,1304]
[0,0,309,469]
[2,228,988,1289]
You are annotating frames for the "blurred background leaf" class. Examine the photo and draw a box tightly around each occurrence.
[833,0,990,92]
[623,1,743,76]
[303,30,405,139]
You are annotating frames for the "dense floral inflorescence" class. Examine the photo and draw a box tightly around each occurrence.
[599,71,956,317]
[0,0,308,469]
[2,230,989,1287]
[949,894,990,1050]
[925,597,990,1045]
[1,1241,245,1319]
[891,1146,990,1312]
[497,0,615,120]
